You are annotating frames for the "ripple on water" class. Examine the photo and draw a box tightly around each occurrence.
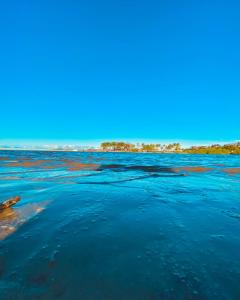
[0,152,240,299]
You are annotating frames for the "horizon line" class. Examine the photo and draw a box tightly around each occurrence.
[0,138,239,149]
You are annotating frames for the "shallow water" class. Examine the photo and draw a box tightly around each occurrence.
[0,151,240,299]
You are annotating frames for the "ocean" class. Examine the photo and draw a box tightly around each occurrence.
[0,151,240,299]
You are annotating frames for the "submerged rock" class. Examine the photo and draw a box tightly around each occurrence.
[0,196,21,210]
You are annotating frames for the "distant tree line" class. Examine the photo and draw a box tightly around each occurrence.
[100,141,240,154]
[183,143,240,155]
[100,142,181,152]
[100,142,136,152]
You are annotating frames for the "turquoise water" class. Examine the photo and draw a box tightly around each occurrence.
[0,151,240,299]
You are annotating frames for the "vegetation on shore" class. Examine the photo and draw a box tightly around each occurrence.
[100,142,240,154]
[184,143,240,155]
[100,142,181,153]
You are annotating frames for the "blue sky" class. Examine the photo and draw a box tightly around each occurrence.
[1,0,239,146]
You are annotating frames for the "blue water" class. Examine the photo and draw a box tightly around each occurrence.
[0,151,240,299]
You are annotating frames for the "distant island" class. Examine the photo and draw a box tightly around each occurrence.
[0,141,240,154]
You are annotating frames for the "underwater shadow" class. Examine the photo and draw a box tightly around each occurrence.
[97,164,178,173]
[77,173,185,185]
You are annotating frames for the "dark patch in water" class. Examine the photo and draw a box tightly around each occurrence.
[223,210,240,220]
[77,173,185,185]
[97,164,178,173]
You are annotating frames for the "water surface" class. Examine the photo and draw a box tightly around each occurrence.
[0,151,240,299]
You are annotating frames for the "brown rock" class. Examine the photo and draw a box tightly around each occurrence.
[0,196,21,210]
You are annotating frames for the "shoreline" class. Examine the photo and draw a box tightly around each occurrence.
[0,149,239,155]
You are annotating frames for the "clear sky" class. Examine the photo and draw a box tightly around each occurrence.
[1,0,239,145]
